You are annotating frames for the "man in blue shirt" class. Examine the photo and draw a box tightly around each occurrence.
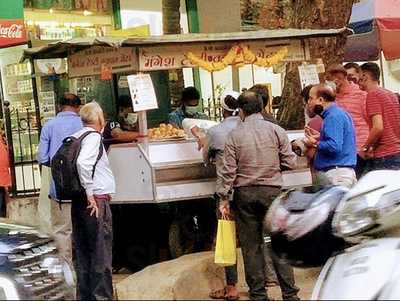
[37,93,83,268]
[168,86,208,128]
[304,84,357,187]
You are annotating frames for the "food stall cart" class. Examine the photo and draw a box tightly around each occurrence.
[22,27,346,271]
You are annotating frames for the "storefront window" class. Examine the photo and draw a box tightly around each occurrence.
[24,0,109,12]
[24,0,113,41]
[0,46,41,193]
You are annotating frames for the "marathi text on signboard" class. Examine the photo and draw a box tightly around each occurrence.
[139,39,308,71]
[68,46,137,78]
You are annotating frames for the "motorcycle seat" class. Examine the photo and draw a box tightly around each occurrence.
[283,191,318,212]
[282,186,348,212]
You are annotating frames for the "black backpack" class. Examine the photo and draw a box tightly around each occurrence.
[51,131,103,201]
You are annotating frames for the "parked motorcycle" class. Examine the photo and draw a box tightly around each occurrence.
[266,170,400,300]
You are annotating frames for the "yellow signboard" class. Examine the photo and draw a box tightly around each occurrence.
[139,39,308,72]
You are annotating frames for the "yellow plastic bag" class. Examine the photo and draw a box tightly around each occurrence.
[214,219,237,266]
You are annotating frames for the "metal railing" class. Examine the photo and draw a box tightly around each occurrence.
[3,101,40,197]
[201,97,224,122]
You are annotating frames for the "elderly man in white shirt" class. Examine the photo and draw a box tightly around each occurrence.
[72,102,115,300]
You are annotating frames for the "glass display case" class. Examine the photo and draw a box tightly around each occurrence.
[107,139,217,204]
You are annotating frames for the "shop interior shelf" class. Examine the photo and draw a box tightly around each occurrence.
[8,91,34,95]
[5,74,32,78]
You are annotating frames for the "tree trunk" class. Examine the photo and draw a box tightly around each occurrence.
[162,0,185,108]
[162,0,182,34]
[259,0,354,129]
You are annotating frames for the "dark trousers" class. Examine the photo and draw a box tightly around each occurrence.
[71,196,113,300]
[355,155,368,179]
[225,265,238,286]
[233,186,299,301]
[367,153,400,171]
[0,187,6,217]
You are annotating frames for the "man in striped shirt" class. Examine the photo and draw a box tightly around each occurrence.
[327,65,370,178]
[359,62,400,170]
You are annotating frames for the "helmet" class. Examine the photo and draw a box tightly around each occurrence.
[265,186,350,267]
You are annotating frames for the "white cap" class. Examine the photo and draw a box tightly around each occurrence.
[221,90,240,113]
[222,90,240,101]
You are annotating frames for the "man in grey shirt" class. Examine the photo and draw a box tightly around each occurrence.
[217,91,300,301]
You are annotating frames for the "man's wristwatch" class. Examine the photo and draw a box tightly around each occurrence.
[362,145,373,152]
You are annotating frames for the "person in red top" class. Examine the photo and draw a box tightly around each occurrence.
[327,65,370,178]
[0,131,11,217]
[359,62,400,170]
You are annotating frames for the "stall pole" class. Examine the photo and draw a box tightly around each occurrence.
[111,74,119,117]
[29,58,42,135]
[379,51,386,88]
[138,110,149,153]
[251,64,256,86]
[231,66,240,92]
[138,111,148,136]
[210,71,217,120]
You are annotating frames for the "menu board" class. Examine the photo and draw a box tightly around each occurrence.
[298,64,320,89]
[127,74,158,112]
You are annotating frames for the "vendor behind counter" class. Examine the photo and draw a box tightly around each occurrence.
[168,86,208,129]
[103,95,141,149]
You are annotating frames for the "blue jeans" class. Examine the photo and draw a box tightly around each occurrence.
[368,154,400,171]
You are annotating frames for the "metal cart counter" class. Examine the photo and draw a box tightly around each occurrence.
[108,131,311,204]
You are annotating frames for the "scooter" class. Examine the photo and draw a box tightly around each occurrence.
[266,170,400,300]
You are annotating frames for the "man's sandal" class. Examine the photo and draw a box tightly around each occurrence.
[209,288,227,299]
[209,287,239,300]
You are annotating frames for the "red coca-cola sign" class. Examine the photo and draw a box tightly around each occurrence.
[0,20,27,47]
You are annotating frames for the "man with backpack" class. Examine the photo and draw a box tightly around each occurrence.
[37,93,83,267]
[54,101,115,300]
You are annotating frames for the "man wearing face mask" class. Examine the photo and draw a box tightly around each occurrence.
[103,95,141,148]
[304,84,357,188]
[168,86,208,128]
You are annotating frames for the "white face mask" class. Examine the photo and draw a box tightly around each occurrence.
[124,113,138,125]
[185,106,198,115]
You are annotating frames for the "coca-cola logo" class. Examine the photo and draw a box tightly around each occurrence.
[0,24,23,39]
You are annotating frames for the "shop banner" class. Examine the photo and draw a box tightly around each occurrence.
[139,39,308,72]
[68,46,137,78]
[0,19,27,48]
